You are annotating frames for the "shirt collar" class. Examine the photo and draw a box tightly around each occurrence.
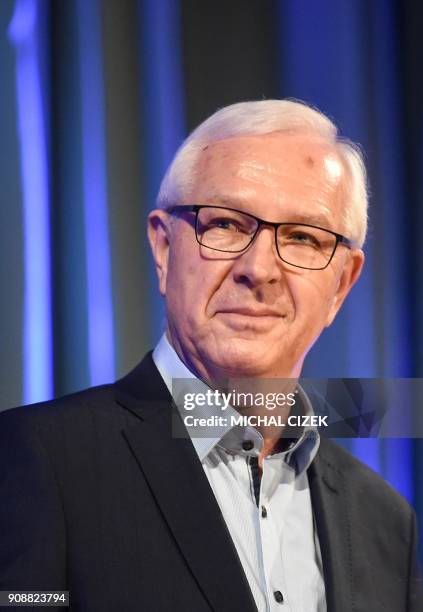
[152,333,319,474]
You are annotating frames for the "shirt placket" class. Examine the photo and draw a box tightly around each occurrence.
[255,456,293,612]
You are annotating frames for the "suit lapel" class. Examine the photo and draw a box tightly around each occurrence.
[309,448,354,612]
[309,441,380,612]
[115,355,258,612]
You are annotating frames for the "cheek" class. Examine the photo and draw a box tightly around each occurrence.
[167,257,235,329]
[166,258,193,306]
[165,247,206,322]
[166,231,197,291]
[289,273,337,322]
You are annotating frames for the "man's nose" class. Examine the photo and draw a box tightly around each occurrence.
[232,226,283,286]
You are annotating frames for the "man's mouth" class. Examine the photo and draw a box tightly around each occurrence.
[216,307,283,318]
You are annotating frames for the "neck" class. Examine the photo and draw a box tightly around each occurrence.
[165,329,302,442]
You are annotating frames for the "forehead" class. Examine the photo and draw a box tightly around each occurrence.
[190,132,345,225]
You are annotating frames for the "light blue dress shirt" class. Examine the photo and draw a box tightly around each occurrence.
[153,334,326,612]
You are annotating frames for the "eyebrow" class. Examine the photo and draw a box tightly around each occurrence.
[204,195,334,229]
[283,212,333,228]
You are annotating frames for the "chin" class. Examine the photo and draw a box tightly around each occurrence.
[206,341,281,378]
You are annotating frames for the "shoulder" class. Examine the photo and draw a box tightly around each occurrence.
[316,438,414,522]
[0,384,116,430]
[0,352,165,460]
[0,385,123,470]
[0,351,160,431]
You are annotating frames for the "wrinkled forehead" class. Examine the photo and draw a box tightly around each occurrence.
[194,131,344,189]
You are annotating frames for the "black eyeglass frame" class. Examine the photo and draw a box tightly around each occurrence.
[167,204,354,271]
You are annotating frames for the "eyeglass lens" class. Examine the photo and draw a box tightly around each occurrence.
[196,207,337,270]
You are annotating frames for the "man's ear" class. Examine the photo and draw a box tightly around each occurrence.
[325,249,365,327]
[147,209,172,297]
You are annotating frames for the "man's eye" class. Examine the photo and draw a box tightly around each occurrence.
[208,218,241,231]
[288,232,320,247]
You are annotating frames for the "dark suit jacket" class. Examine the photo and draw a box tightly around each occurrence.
[0,353,422,611]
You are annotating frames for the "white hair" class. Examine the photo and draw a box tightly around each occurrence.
[157,99,368,247]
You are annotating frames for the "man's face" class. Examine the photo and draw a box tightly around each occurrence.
[148,132,364,380]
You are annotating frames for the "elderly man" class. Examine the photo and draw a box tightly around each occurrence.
[0,100,421,612]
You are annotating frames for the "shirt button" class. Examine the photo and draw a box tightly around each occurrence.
[242,440,254,451]
[261,506,267,518]
[274,590,284,603]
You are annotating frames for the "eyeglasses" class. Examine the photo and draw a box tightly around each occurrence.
[167,204,354,271]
